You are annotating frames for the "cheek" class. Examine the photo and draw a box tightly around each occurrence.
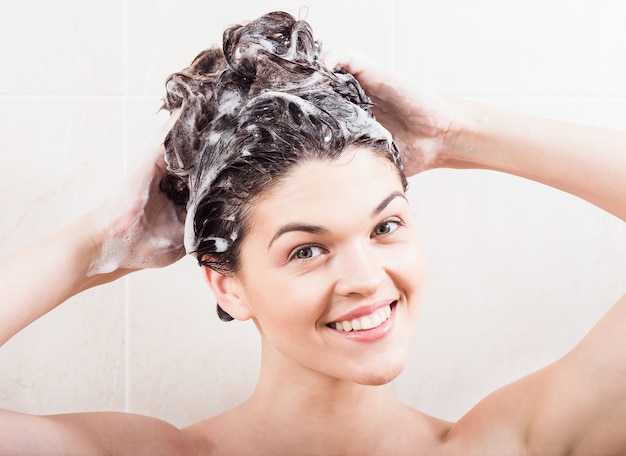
[245,274,335,354]
[244,273,318,329]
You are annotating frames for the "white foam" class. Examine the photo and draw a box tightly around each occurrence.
[183,205,197,254]
[218,91,242,116]
[207,237,229,253]
[87,217,185,276]
[208,131,222,145]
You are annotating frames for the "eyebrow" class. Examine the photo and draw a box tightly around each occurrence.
[372,191,407,217]
[267,191,407,249]
[268,224,329,249]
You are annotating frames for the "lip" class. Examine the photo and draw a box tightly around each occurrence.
[329,299,397,324]
[327,301,397,342]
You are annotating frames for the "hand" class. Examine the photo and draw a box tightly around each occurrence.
[88,112,186,275]
[324,49,465,176]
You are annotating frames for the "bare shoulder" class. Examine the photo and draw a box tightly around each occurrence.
[183,405,253,454]
[0,408,211,455]
[445,293,626,456]
[440,381,529,455]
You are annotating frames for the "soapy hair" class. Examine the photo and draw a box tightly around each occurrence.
[160,11,406,321]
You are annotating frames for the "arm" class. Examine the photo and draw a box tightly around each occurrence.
[0,211,125,346]
[0,410,200,455]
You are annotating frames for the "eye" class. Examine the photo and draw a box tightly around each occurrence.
[291,245,324,261]
[372,218,401,237]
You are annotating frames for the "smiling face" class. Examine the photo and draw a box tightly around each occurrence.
[223,147,425,386]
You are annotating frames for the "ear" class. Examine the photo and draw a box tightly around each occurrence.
[201,265,252,321]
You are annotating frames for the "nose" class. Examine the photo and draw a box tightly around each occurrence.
[333,241,387,297]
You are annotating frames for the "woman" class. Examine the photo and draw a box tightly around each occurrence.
[1,10,626,455]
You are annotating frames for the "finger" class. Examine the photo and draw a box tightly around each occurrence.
[321,48,371,75]
[321,48,346,71]
[161,108,182,137]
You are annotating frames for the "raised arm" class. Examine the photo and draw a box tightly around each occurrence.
[0,211,123,346]
[451,101,626,221]
[326,50,626,221]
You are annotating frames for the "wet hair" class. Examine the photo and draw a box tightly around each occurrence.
[160,11,406,321]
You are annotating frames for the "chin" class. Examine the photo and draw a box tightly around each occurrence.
[353,357,407,386]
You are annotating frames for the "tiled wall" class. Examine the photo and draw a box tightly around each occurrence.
[1,0,625,426]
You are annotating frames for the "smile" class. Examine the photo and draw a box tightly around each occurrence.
[330,303,394,332]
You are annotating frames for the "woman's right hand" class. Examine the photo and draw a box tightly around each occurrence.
[88,111,186,275]
[324,49,467,176]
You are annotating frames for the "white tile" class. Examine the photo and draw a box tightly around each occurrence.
[0,0,124,94]
[126,96,169,161]
[0,99,125,257]
[0,278,126,415]
[396,0,626,96]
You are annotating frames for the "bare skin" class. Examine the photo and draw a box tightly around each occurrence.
[2,52,626,454]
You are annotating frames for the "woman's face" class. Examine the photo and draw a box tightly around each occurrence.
[233,147,425,386]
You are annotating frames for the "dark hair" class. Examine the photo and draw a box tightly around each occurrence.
[160,11,406,321]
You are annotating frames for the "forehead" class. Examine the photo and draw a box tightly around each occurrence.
[248,147,404,229]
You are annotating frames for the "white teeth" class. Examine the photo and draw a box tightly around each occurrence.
[332,304,392,332]
[361,316,373,330]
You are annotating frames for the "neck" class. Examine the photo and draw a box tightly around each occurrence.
[239,342,412,453]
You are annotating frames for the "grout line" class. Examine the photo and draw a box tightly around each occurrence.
[122,0,132,414]
[124,276,133,413]
[0,94,161,100]
[390,0,396,71]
